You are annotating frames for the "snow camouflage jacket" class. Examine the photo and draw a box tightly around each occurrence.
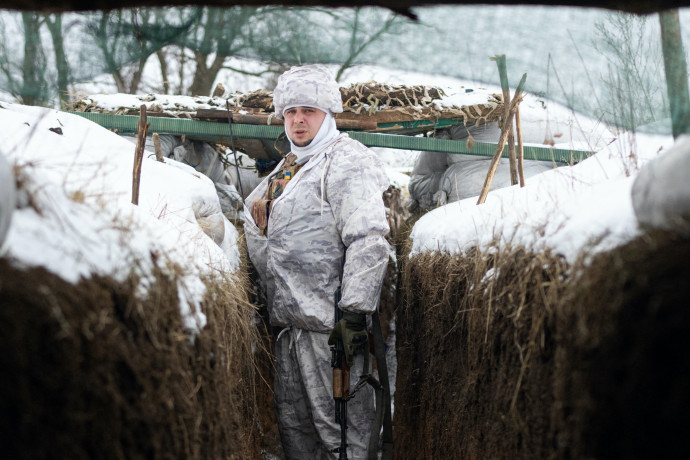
[244,133,390,332]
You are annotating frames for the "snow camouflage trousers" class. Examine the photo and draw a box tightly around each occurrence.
[274,328,375,460]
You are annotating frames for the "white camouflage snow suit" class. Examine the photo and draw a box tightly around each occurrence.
[244,67,390,460]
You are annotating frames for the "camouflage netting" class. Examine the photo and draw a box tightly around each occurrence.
[0,250,271,459]
[394,229,690,459]
[339,82,504,125]
[68,83,505,127]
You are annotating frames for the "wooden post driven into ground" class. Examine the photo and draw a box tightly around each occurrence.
[153,132,164,162]
[660,9,690,139]
[132,104,149,205]
[515,105,526,187]
[494,55,519,185]
[477,73,526,205]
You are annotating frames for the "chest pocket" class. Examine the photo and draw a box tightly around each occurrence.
[250,154,302,236]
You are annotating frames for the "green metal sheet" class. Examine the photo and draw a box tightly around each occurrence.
[69,111,592,163]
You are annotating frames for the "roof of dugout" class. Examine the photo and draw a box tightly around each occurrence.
[0,0,689,15]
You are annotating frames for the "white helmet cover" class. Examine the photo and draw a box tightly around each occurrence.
[273,65,343,120]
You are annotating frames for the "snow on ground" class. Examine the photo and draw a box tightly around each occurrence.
[1,62,678,326]
[409,131,673,262]
[334,69,673,264]
[340,64,619,217]
[0,103,240,333]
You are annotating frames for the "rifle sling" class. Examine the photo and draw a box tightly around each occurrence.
[368,310,393,460]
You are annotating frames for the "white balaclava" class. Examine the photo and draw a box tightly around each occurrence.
[273,65,344,165]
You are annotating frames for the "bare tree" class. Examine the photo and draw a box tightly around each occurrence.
[88,8,199,94]
[334,8,404,81]
[245,7,406,83]
[184,7,256,96]
[90,9,144,93]
[246,7,337,66]
[44,13,71,108]
[20,12,50,105]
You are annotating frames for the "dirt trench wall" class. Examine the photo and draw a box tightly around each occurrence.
[0,258,263,460]
[394,231,690,460]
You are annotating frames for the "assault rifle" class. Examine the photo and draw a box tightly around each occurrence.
[330,286,394,460]
[330,286,349,459]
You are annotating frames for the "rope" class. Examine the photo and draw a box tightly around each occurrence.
[225,100,245,200]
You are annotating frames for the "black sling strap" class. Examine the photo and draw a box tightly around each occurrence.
[368,310,393,460]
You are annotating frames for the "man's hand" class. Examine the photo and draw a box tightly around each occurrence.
[328,311,368,367]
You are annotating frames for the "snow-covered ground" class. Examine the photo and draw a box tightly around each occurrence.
[0,103,240,332]
[409,132,672,262]
[0,63,677,332]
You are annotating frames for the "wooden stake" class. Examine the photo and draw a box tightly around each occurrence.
[477,74,526,205]
[153,132,163,162]
[495,55,519,185]
[132,104,148,205]
[660,9,690,138]
[515,105,526,187]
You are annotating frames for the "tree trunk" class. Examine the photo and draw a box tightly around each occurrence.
[45,14,70,109]
[112,71,127,93]
[21,12,46,106]
[127,58,147,94]
[157,49,170,94]
[188,52,224,96]
[177,47,186,95]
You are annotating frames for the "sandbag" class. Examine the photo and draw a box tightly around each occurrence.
[409,121,554,210]
[223,153,264,200]
[409,123,500,210]
[215,182,244,222]
[126,134,232,186]
[439,155,553,203]
[446,121,502,144]
[124,133,181,160]
[0,152,15,251]
[172,140,228,185]
[632,135,690,231]
[191,195,226,246]
[409,171,445,210]
[124,135,264,221]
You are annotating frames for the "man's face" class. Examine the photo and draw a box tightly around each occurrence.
[284,106,326,147]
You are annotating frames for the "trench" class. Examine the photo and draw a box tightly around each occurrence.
[3,178,689,459]
[252,226,690,460]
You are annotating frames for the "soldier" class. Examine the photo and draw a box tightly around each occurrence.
[244,64,390,459]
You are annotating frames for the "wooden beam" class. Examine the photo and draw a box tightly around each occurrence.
[132,105,148,206]
[515,105,526,187]
[494,55,519,186]
[196,109,379,131]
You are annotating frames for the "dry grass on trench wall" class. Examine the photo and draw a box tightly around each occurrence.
[0,255,264,460]
[393,230,690,460]
[394,243,569,460]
